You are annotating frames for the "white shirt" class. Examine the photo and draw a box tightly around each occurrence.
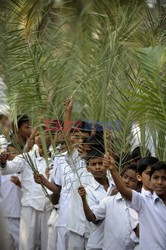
[141,187,152,196]
[129,190,166,250]
[53,151,74,227]
[92,193,138,250]
[53,149,93,235]
[0,135,8,152]
[0,148,53,211]
[86,177,115,249]
[66,150,93,236]
[0,173,22,218]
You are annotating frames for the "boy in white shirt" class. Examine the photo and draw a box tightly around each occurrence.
[79,160,139,250]
[66,121,99,250]
[34,122,92,250]
[0,143,22,250]
[0,130,53,250]
[106,154,166,250]
[55,125,92,250]
[134,156,159,250]
[78,149,114,250]
[137,156,158,195]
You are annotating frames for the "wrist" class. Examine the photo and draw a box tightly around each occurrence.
[42,177,49,186]
[109,167,117,173]
[82,196,87,203]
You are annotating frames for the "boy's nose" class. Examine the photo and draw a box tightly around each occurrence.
[157,178,163,185]
[124,178,130,184]
[96,164,101,170]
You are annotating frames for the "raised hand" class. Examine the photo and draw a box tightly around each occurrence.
[77,144,84,156]
[64,97,73,111]
[78,185,87,200]
[0,152,9,166]
[26,138,34,148]
[103,153,116,171]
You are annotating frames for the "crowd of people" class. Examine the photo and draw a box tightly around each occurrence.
[0,99,166,250]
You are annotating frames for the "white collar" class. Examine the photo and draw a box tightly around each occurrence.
[91,177,114,191]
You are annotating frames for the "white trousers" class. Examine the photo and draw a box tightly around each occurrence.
[4,217,20,250]
[56,226,69,250]
[19,206,51,250]
[68,231,88,250]
[47,209,59,250]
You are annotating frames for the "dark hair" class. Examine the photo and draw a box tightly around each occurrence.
[94,122,104,138]
[150,161,166,177]
[131,146,151,162]
[17,115,29,128]
[121,164,137,176]
[84,135,104,151]
[70,121,92,134]
[86,149,104,163]
[137,156,159,174]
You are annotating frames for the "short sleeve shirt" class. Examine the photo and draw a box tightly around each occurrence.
[129,190,166,250]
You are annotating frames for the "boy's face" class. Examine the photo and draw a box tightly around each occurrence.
[82,143,91,156]
[150,169,166,197]
[7,146,19,160]
[70,131,90,148]
[121,169,138,190]
[137,165,152,191]
[18,121,31,139]
[87,157,106,178]
[35,132,50,149]
[54,131,64,145]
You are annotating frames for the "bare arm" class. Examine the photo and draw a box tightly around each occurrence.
[11,176,22,188]
[103,154,132,201]
[50,192,60,205]
[34,173,61,195]
[78,186,97,223]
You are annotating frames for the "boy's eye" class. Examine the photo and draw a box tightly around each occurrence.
[145,172,151,176]
[90,163,96,167]
[152,175,158,180]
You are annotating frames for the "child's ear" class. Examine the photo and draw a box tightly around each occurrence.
[137,173,142,182]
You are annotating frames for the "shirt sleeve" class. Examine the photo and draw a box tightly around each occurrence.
[0,136,8,151]
[50,158,59,183]
[0,156,24,175]
[53,158,62,186]
[128,190,144,213]
[92,197,107,221]
[86,187,98,208]
[128,207,139,229]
